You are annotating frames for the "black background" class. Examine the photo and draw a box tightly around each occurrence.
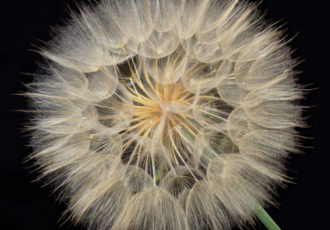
[1,0,328,229]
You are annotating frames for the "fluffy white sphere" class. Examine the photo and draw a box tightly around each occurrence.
[27,0,304,229]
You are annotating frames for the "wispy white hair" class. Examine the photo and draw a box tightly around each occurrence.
[25,0,304,229]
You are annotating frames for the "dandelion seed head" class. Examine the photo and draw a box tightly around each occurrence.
[26,0,304,229]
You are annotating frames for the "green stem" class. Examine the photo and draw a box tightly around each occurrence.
[256,205,281,230]
[182,121,281,230]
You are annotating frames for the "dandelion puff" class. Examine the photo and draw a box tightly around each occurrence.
[25,0,306,229]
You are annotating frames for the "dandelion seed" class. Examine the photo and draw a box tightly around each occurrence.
[26,0,305,229]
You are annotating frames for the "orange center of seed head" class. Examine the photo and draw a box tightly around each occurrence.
[121,60,195,140]
[112,58,206,174]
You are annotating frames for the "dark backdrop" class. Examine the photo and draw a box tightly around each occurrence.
[1,0,327,229]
